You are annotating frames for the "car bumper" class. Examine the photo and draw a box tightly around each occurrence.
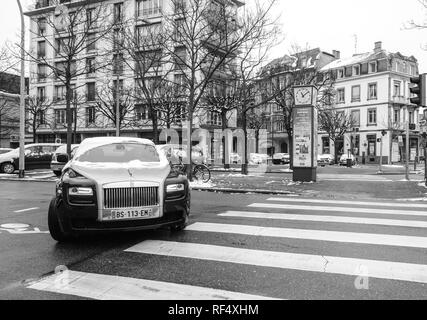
[54,196,189,235]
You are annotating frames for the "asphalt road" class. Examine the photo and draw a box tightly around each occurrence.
[0,180,426,300]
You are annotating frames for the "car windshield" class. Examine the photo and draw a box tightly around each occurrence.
[77,143,160,163]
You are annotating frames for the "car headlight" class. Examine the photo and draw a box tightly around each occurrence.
[166,184,185,193]
[69,187,93,196]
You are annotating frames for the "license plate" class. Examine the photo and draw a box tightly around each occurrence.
[102,208,158,221]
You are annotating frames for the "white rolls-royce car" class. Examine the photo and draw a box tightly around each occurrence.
[48,137,190,242]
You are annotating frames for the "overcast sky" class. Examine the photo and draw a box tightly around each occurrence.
[1,0,426,72]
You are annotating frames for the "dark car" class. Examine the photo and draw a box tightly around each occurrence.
[48,137,191,242]
[0,143,62,174]
[51,144,79,177]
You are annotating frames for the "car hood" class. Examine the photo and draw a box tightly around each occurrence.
[0,150,17,162]
[66,160,171,185]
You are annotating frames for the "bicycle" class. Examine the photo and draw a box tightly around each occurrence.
[170,162,211,183]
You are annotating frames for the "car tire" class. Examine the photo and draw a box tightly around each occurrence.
[170,197,190,232]
[1,162,15,174]
[48,198,70,242]
[53,171,62,177]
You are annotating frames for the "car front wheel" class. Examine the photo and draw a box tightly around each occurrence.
[170,198,190,232]
[48,198,70,242]
[1,162,15,174]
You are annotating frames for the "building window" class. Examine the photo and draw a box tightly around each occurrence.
[114,2,123,24]
[135,104,148,121]
[37,109,46,125]
[37,87,46,102]
[55,109,66,125]
[137,23,161,45]
[174,0,186,13]
[37,17,47,36]
[409,110,415,124]
[367,108,377,125]
[353,65,360,76]
[37,64,47,81]
[54,85,67,102]
[393,109,400,123]
[174,47,187,70]
[86,107,95,125]
[86,58,96,76]
[351,109,360,127]
[367,135,376,156]
[351,85,360,102]
[86,8,96,28]
[337,69,344,79]
[37,41,46,58]
[336,88,345,103]
[137,0,162,17]
[87,33,96,52]
[351,134,360,156]
[393,81,401,97]
[86,83,96,101]
[207,111,222,126]
[322,136,330,154]
[369,61,377,73]
[368,83,377,100]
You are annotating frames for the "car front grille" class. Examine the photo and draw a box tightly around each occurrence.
[103,187,159,209]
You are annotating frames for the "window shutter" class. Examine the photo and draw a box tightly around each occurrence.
[361,63,368,74]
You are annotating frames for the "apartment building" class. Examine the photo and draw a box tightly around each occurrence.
[25,0,240,151]
[320,41,420,164]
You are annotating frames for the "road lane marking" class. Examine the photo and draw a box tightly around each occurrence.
[185,222,427,249]
[28,270,277,300]
[126,240,427,284]
[219,211,427,228]
[267,197,427,209]
[249,203,427,217]
[13,207,39,213]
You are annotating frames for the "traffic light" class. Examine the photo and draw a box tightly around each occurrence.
[409,74,427,106]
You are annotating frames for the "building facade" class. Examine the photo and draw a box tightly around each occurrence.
[25,0,240,160]
[320,41,420,164]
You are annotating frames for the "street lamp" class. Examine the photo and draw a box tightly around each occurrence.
[16,0,25,178]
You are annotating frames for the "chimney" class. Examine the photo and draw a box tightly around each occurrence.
[332,50,340,59]
[374,41,382,53]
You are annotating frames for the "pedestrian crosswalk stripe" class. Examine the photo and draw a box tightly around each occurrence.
[126,240,427,284]
[28,270,277,300]
[219,211,427,228]
[185,222,427,249]
[267,197,427,209]
[249,203,427,217]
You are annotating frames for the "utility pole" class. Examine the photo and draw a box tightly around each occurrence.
[17,0,25,178]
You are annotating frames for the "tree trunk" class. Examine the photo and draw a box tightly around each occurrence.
[287,129,293,169]
[152,110,159,144]
[65,77,72,158]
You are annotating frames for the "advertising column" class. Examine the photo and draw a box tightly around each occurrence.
[292,86,318,182]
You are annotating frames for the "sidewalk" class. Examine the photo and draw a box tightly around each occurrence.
[191,169,427,200]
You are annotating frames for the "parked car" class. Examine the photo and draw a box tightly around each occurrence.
[0,143,62,174]
[249,153,269,164]
[51,144,79,177]
[0,148,13,155]
[317,153,335,166]
[48,137,191,242]
[156,144,206,165]
[339,153,356,166]
[272,153,290,165]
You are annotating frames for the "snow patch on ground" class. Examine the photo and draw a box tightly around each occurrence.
[189,180,216,188]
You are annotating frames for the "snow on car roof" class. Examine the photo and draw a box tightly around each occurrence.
[74,137,155,159]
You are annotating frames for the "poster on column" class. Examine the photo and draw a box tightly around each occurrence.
[293,106,316,167]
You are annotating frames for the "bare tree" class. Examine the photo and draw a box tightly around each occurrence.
[156,82,187,129]
[318,104,355,163]
[26,96,53,143]
[0,99,19,139]
[203,79,240,168]
[114,15,170,143]
[23,0,115,156]
[246,108,268,153]
[94,81,134,133]
[162,0,279,178]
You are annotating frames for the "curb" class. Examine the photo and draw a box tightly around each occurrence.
[190,186,296,195]
[0,178,56,183]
